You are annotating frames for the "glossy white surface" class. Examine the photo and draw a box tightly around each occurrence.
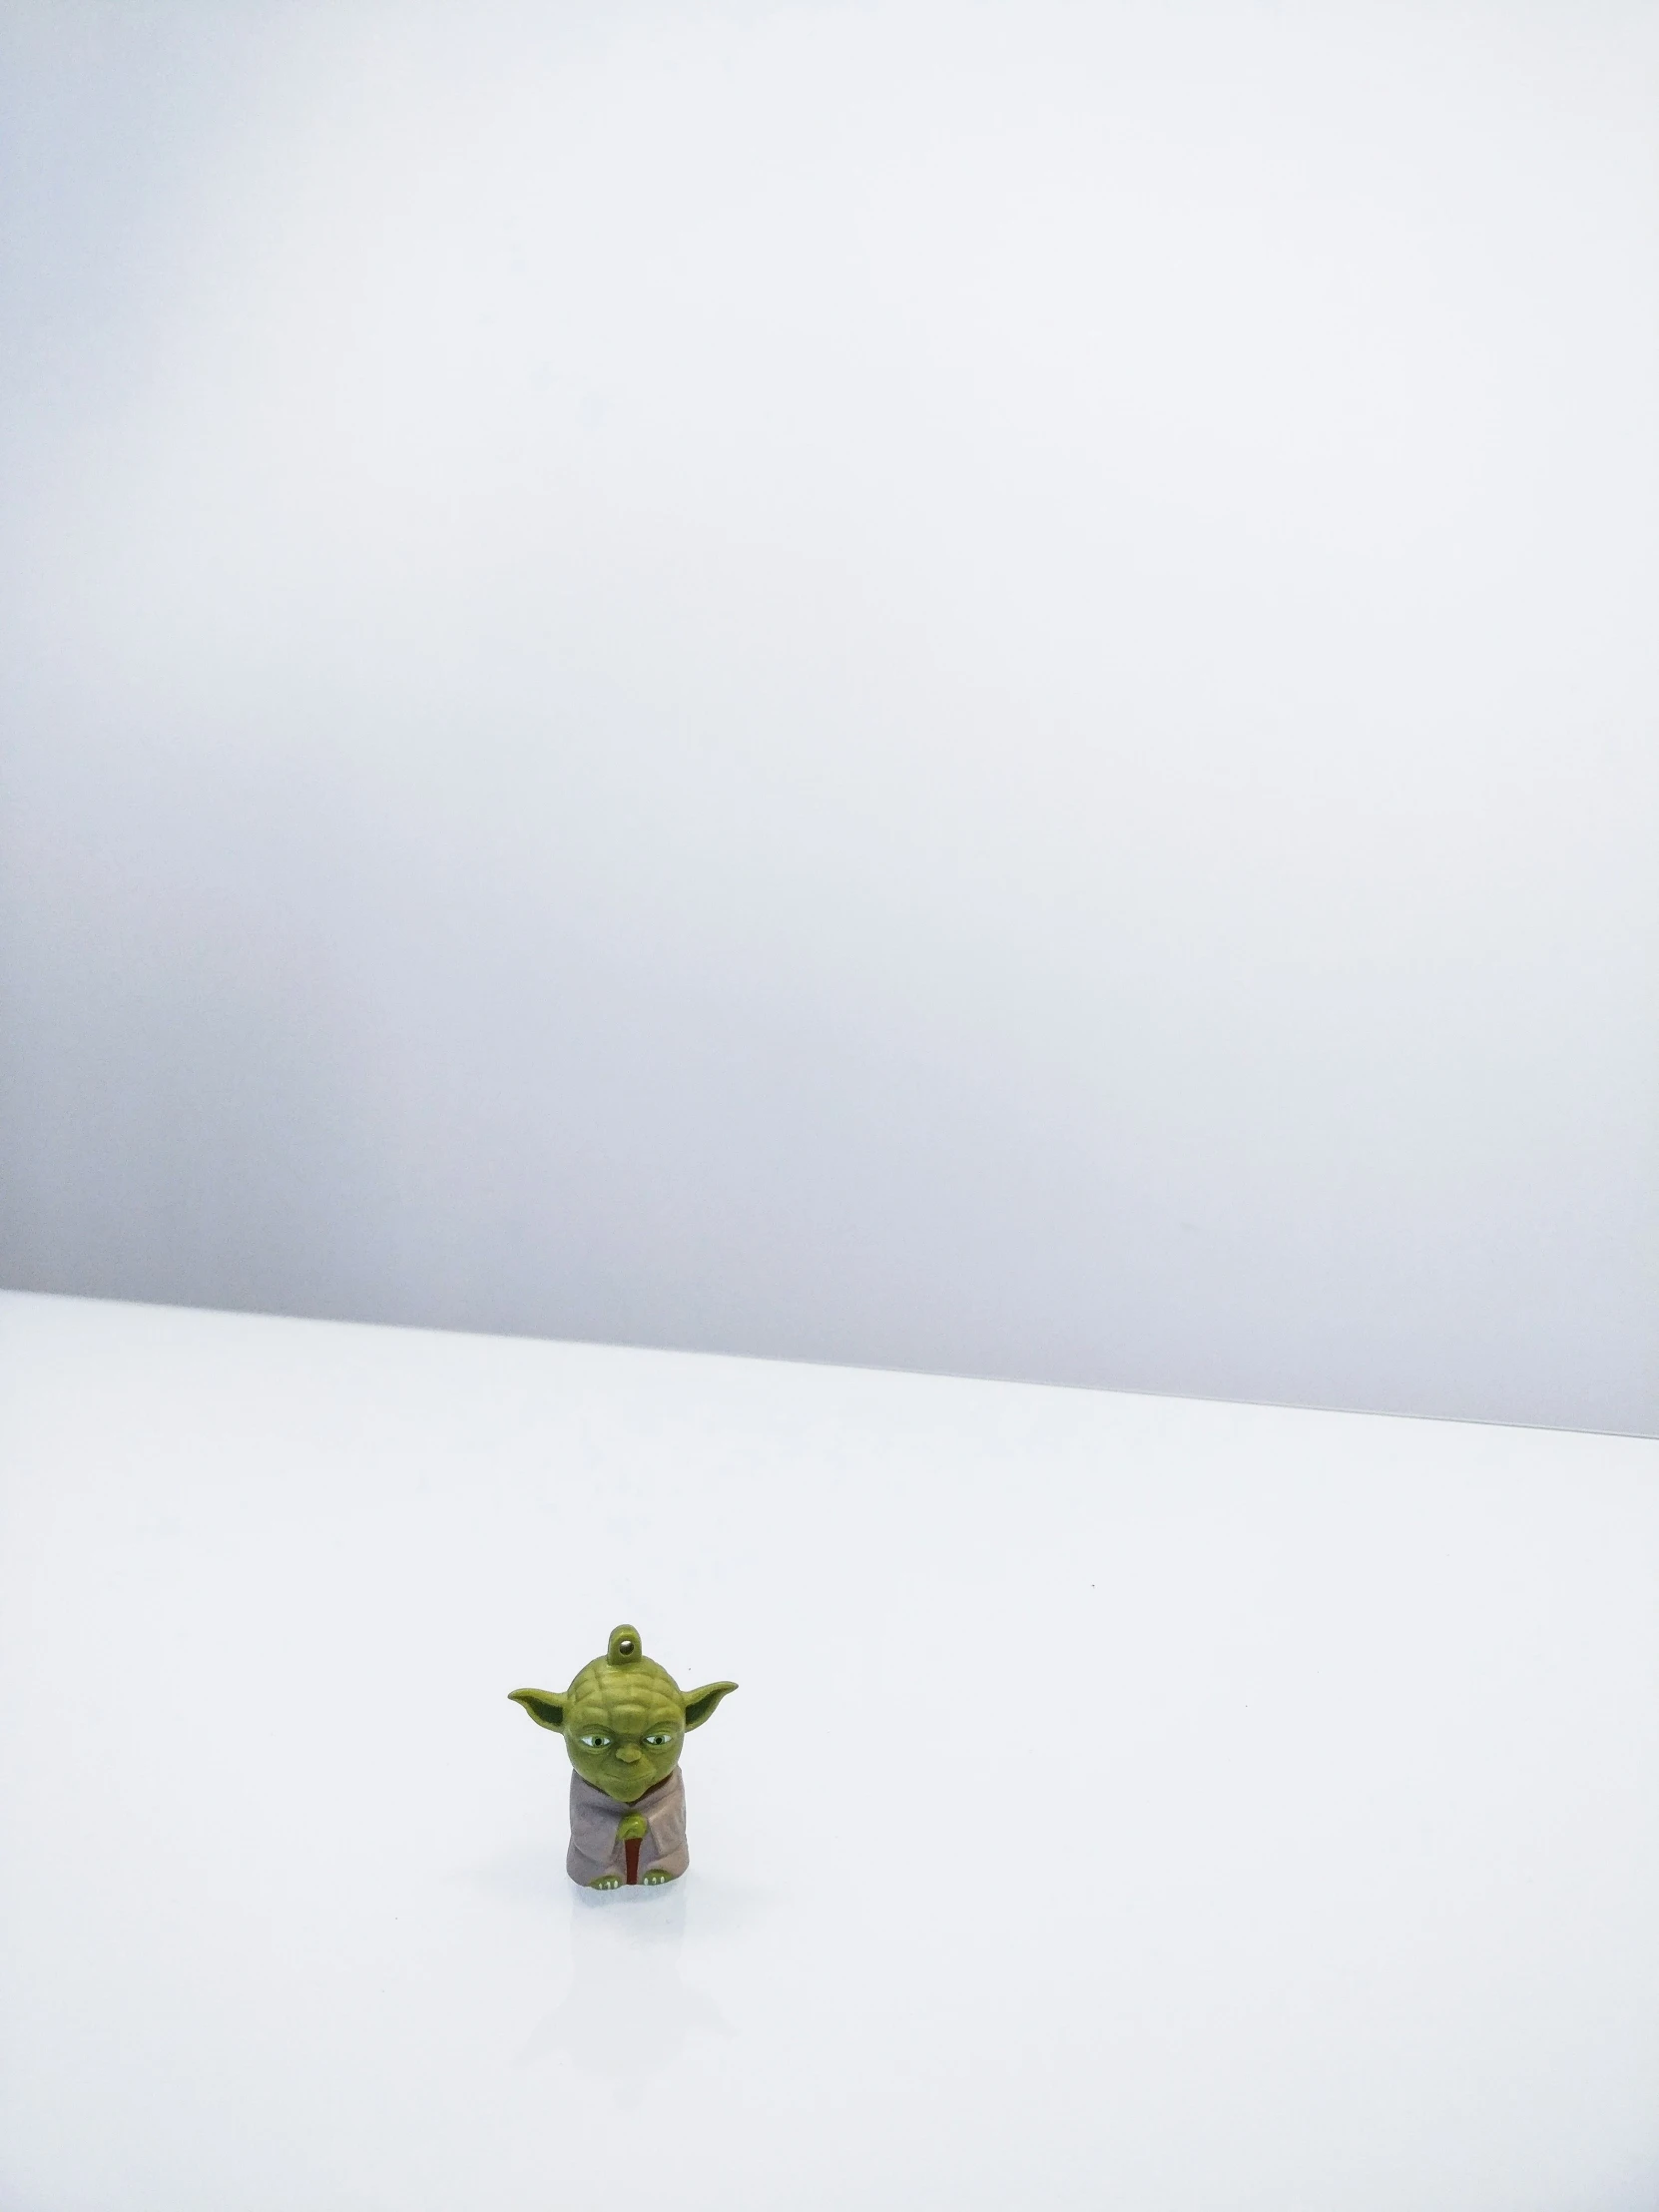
[2,1290,1657,2211]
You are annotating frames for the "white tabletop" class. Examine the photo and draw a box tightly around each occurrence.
[2,1290,1656,2212]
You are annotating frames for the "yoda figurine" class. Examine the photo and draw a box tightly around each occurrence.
[509,1624,737,1889]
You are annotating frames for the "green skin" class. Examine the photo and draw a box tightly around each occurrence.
[509,1624,737,1889]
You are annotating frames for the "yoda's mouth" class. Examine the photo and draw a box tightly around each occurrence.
[590,1762,677,1803]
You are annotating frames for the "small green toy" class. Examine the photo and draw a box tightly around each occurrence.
[509,1624,738,1889]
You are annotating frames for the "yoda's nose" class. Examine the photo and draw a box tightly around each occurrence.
[615,1743,644,1764]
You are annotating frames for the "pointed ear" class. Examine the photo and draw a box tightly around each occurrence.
[509,1688,567,1732]
[682,1681,738,1730]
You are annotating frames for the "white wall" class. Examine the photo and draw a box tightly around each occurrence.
[1,0,1655,1432]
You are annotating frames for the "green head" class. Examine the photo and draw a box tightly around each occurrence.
[509,1624,737,1804]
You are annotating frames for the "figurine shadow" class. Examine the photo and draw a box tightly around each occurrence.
[514,1881,734,2098]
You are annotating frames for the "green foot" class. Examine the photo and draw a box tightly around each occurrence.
[641,1869,678,1885]
[589,1874,622,1890]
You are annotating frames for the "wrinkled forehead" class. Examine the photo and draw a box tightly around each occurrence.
[567,1666,683,1733]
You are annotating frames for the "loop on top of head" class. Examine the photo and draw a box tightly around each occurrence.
[608,1623,643,1665]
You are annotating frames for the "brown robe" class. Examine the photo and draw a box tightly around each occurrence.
[567,1765,689,1887]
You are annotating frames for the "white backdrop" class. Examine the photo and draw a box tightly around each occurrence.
[1,0,1655,1431]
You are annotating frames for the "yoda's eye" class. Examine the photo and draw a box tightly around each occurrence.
[644,1731,676,1747]
[578,1734,612,1750]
